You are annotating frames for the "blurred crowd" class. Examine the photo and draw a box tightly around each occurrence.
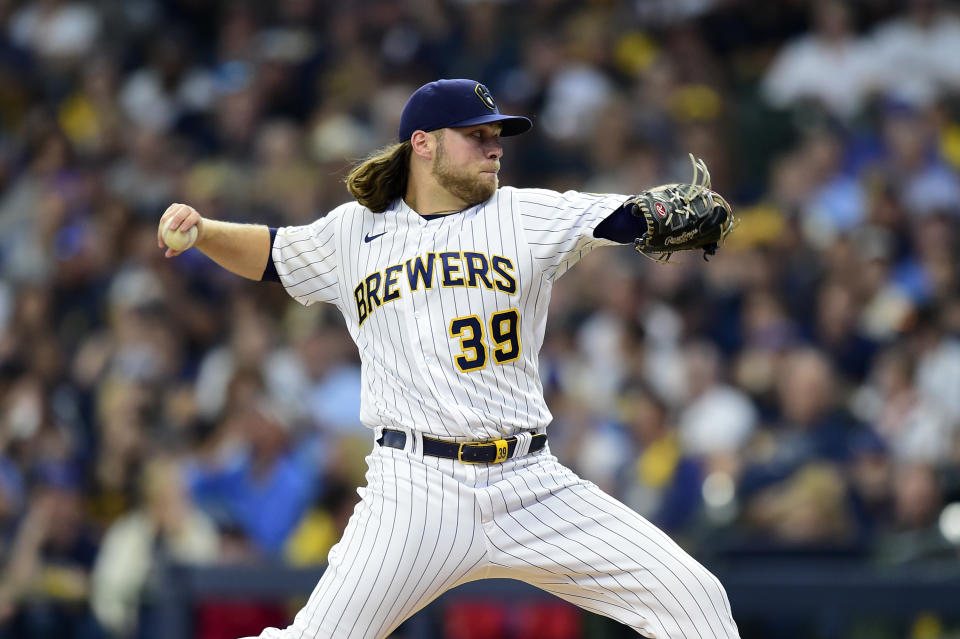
[0,0,959,637]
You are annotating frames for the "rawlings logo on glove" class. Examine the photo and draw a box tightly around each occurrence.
[626,154,736,263]
[664,229,699,246]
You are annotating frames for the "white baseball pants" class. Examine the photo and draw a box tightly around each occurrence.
[243,433,739,639]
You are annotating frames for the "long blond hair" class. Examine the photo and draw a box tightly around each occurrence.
[345,141,412,213]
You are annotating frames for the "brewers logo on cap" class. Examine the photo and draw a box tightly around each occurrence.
[475,83,496,110]
[398,79,531,141]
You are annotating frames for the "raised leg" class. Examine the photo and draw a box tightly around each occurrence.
[481,455,739,639]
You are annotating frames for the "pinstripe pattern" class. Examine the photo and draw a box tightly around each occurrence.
[247,443,738,639]
[272,188,623,441]
[251,187,740,638]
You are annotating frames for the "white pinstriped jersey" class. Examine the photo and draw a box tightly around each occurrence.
[253,184,741,639]
[273,186,627,440]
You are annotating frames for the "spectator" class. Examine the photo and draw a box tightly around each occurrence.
[853,346,953,465]
[873,100,960,219]
[0,463,102,638]
[298,324,363,436]
[118,33,215,133]
[742,462,856,546]
[283,478,359,567]
[738,348,867,519]
[193,297,306,422]
[615,381,703,532]
[809,280,877,382]
[771,348,864,463]
[797,126,867,242]
[761,0,878,120]
[186,399,318,556]
[870,0,960,106]
[677,341,758,466]
[106,128,179,219]
[913,307,960,429]
[90,457,218,638]
[8,0,100,66]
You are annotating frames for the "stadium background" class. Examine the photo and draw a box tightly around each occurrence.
[1,0,960,637]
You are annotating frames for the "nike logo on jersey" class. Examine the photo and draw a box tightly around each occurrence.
[364,231,387,243]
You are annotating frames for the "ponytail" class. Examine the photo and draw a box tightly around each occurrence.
[345,141,412,213]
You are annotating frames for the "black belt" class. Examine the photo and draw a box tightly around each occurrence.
[377,429,547,464]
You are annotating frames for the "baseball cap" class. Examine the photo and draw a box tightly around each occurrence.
[398,79,532,142]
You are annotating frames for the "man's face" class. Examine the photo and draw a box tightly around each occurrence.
[431,124,503,206]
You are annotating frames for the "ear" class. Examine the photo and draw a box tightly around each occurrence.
[410,130,438,160]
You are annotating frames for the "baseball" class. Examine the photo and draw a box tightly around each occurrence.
[162,221,198,252]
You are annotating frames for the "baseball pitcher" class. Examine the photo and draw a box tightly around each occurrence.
[158,79,738,639]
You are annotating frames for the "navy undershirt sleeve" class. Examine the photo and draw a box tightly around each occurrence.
[594,200,647,244]
[261,227,280,282]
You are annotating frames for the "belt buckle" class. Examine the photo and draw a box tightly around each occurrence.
[458,439,510,464]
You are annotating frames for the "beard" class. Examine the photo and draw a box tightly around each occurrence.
[431,137,498,207]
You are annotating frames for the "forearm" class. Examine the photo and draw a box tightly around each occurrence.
[158,203,274,280]
[196,219,272,280]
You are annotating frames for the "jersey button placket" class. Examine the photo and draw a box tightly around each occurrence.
[404,286,437,375]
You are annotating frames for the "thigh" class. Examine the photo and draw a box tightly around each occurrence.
[482,456,739,639]
[253,447,489,639]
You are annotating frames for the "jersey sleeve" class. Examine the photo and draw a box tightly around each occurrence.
[273,213,341,306]
[513,188,629,280]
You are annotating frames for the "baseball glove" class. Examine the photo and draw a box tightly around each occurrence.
[627,154,736,263]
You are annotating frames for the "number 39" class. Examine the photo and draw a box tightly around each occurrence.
[448,309,520,372]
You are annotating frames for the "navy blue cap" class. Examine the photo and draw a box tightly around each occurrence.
[398,79,532,142]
